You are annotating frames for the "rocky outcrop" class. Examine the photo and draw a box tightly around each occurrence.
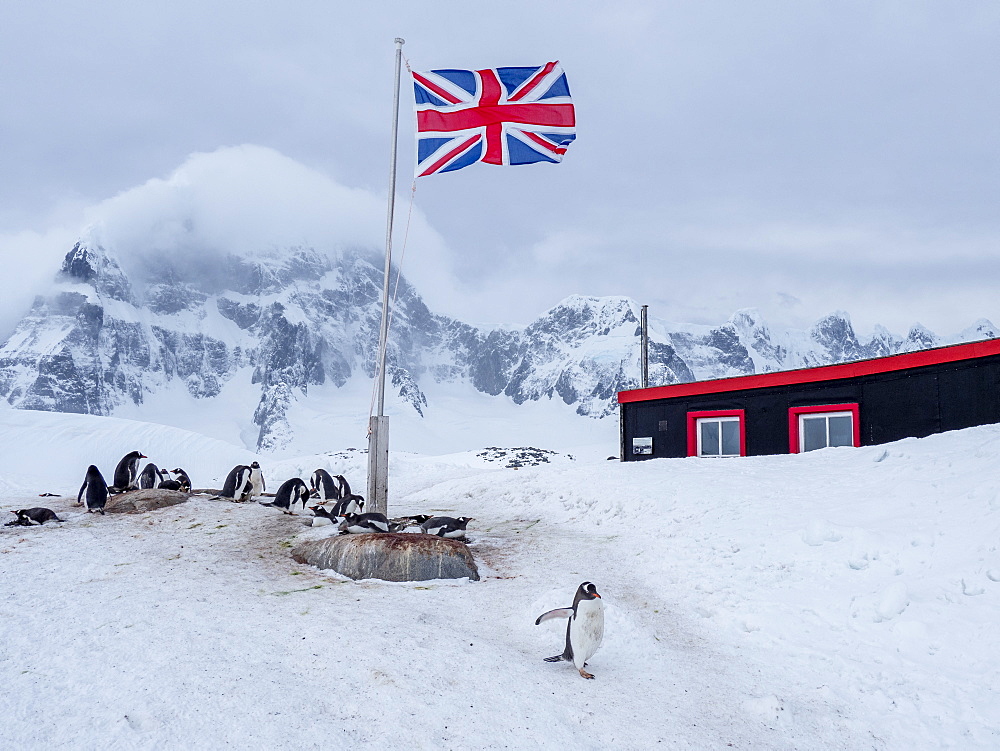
[105,488,189,513]
[292,533,480,581]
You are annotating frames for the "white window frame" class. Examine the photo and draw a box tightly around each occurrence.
[696,416,742,458]
[797,410,855,452]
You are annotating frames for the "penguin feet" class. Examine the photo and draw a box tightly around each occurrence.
[578,668,595,679]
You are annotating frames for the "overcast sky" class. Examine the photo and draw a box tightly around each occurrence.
[2,1,999,338]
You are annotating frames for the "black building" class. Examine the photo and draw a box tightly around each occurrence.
[618,338,1000,460]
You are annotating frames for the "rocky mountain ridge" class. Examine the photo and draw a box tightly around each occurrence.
[0,237,995,451]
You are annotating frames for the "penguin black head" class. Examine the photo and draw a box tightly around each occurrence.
[574,582,601,607]
[251,461,260,469]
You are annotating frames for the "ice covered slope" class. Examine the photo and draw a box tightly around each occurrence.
[0,405,258,493]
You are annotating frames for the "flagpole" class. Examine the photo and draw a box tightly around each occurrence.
[368,37,404,518]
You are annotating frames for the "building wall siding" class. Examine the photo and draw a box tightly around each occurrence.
[622,354,1000,460]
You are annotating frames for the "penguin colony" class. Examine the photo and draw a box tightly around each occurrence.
[7,454,605,679]
[34,453,476,542]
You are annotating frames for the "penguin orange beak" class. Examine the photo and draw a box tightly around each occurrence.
[594,593,601,598]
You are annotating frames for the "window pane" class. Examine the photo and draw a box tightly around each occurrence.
[802,416,827,452]
[828,415,853,447]
[700,421,720,455]
[721,419,741,456]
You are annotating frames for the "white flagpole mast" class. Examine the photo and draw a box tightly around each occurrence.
[368,37,404,518]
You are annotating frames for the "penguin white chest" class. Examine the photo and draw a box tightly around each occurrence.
[570,598,605,668]
[249,469,264,496]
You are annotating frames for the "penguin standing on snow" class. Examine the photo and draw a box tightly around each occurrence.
[248,461,265,498]
[419,516,474,539]
[334,475,354,498]
[260,478,310,514]
[112,451,147,492]
[535,582,605,679]
[338,512,390,535]
[138,462,161,490]
[309,469,339,502]
[77,465,110,515]
[11,508,64,525]
[216,465,253,502]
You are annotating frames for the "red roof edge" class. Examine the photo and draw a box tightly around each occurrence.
[618,337,1000,404]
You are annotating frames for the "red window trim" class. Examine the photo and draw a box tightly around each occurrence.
[618,337,1000,404]
[686,409,746,457]
[787,403,860,453]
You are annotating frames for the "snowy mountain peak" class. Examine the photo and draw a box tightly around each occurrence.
[60,241,134,304]
[0,235,994,452]
[809,311,861,363]
[960,318,999,342]
[902,323,939,352]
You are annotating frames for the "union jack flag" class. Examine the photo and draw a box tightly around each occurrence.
[412,61,576,177]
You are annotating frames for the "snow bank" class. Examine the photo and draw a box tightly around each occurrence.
[0,409,998,748]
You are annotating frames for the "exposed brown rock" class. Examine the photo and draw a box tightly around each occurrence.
[105,489,189,514]
[292,532,480,582]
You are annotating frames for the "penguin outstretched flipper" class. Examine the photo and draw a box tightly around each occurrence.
[536,582,604,679]
[534,608,573,625]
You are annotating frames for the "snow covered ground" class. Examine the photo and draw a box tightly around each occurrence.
[1,405,999,748]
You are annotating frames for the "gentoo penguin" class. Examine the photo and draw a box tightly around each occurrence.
[330,493,365,517]
[535,582,605,679]
[138,462,161,490]
[13,508,64,525]
[170,468,192,492]
[112,451,147,492]
[335,475,356,499]
[260,478,310,514]
[77,465,110,515]
[388,514,432,532]
[338,512,390,535]
[248,461,265,498]
[309,469,339,502]
[216,465,253,502]
[307,505,337,526]
[157,479,183,491]
[419,516,474,539]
